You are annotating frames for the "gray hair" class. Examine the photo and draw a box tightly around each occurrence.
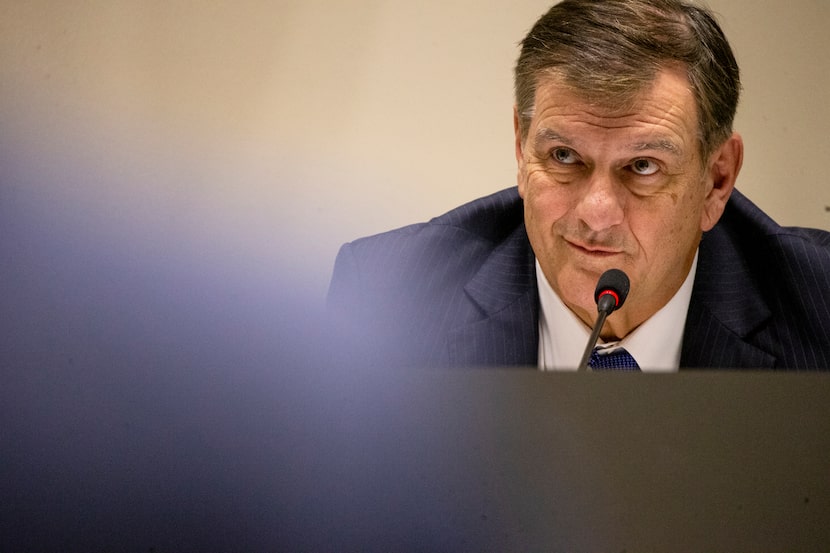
[514,0,741,159]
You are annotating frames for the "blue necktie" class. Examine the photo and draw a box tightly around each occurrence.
[589,347,640,371]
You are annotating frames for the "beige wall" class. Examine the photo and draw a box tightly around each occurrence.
[2,1,828,305]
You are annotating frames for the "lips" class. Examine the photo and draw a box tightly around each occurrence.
[566,239,623,256]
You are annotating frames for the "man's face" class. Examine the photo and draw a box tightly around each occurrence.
[515,67,734,338]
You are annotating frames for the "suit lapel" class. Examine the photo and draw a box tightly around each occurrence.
[447,224,539,367]
[681,226,776,369]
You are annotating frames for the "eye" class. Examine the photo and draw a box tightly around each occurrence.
[630,158,659,176]
[552,147,579,165]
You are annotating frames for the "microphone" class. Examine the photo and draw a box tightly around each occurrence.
[577,269,630,370]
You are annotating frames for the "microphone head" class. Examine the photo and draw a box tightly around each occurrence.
[594,268,630,312]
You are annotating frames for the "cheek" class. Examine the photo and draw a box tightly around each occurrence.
[674,189,707,238]
[525,195,570,240]
[523,174,572,224]
[629,196,703,264]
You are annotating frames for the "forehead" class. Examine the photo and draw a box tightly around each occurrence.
[530,67,700,150]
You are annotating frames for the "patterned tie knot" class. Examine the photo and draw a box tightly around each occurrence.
[589,347,640,371]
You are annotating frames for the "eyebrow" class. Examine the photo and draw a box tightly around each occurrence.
[534,127,683,157]
[631,138,683,156]
[534,128,572,147]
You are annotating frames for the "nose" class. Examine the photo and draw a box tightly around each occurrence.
[573,171,626,232]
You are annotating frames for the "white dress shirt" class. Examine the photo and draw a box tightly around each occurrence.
[536,253,698,372]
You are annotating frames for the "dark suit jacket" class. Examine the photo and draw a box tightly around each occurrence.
[328,187,830,370]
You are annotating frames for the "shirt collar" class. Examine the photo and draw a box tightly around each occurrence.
[536,253,697,372]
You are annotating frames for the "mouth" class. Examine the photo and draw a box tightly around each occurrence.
[566,239,623,257]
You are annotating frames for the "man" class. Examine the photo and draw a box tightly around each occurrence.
[327,0,830,371]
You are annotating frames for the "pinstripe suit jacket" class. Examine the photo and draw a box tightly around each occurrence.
[328,187,830,369]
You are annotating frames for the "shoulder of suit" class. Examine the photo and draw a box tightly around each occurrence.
[703,189,830,321]
[329,187,527,317]
[345,186,524,253]
[428,186,524,241]
[719,189,830,256]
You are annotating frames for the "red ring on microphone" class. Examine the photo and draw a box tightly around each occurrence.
[598,289,620,308]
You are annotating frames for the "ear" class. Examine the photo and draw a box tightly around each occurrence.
[513,106,524,163]
[514,106,528,197]
[700,132,743,232]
